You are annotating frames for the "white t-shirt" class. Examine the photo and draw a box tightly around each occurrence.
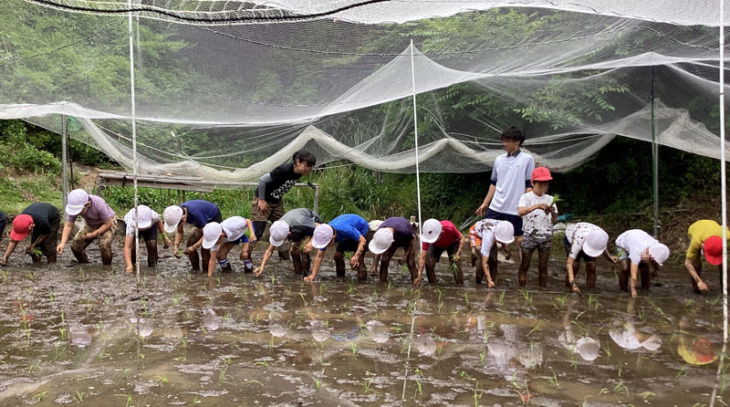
[615,229,658,265]
[518,191,557,238]
[124,206,161,237]
[211,216,249,251]
[471,219,509,258]
[565,222,602,259]
[489,150,535,216]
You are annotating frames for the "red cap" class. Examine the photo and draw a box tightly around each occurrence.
[531,166,553,182]
[704,235,724,266]
[10,214,33,241]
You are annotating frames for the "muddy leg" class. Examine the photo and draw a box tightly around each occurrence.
[46,252,57,264]
[186,230,202,270]
[70,237,90,264]
[487,245,498,284]
[619,263,629,292]
[426,251,438,283]
[291,242,304,275]
[639,263,651,290]
[475,253,484,285]
[518,248,533,288]
[277,241,290,261]
[146,239,159,268]
[334,251,346,278]
[585,261,597,290]
[537,251,549,287]
[98,229,114,266]
[407,248,418,283]
[379,247,395,283]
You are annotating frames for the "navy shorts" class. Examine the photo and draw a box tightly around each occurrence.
[485,209,524,237]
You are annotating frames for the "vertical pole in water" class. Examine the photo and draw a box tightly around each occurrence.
[128,0,139,283]
[720,3,728,343]
[651,67,660,237]
[61,115,68,211]
[401,39,420,402]
[410,40,423,256]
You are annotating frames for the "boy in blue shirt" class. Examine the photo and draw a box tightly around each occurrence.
[163,199,222,271]
[304,214,370,281]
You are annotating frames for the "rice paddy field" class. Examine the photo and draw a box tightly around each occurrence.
[0,238,727,406]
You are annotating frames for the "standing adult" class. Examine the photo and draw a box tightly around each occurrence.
[57,189,116,265]
[475,126,535,257]
[251,150,316,257]
[2,202,60,265]
[685,220,730,293]
[163,199,222,271]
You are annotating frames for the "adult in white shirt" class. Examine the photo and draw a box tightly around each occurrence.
[475,126,535,257]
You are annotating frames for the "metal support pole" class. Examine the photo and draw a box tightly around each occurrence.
[651,67,660,237]
[61,115,68,211]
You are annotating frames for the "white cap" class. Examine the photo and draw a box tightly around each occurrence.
[163,205,184,234]
[311,224,334,249]
[648,243,670,266]
[583,229,608,258]
[576,337,600,361]
[66,189,89,216]
[369,228,394,255]
[128,206,153,230]
[494,221,515,244]
[269,220,290,247]
[421,219,442,244]
[202,222,222,249]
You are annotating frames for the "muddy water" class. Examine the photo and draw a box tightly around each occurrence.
[0,243,727,406]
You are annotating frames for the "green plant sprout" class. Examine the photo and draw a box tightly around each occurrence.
[550,193,562,207]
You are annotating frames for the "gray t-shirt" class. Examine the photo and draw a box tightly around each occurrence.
[280,208,320,242]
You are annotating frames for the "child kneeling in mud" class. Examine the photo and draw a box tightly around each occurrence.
[517,167,558,287]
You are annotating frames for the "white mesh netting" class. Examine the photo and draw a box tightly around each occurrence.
[1,0,728,181]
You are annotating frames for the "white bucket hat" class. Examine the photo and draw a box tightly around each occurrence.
[494,221,515,244]
[269,220,290,247]
[65,189,89,216]
[648,243,670,266]
[583,229,608,258]
[163,205,184,234]
[369,228,394,255]
[311,224,334,249]
[421,219,442,244]
[202,222,222,249]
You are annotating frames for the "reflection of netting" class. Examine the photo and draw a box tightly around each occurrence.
[1,0,728,182]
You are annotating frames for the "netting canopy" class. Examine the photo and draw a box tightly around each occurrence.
[1,0,729,180]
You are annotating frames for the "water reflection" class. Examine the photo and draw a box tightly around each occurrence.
[310,320,330,343]
[268,311,286,338]
[202,308,221,332]
[609,300,661,353]
[365,320,389,344]
[559,299,600,361]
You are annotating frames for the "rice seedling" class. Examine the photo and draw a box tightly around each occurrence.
[27,270,34,282]
[640,391,656,400]
[32,392,46,402]
[460,370,474,381]
[362,379,372,393]
[314,378,323,389]
[218,364,229,385]
[74,390,85,402]
[351,343,358,356]
[613,381,629,397]
[518,289,533,306]
[473,381,483,407]
[464,292,470,307]
[115,394,134,407]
